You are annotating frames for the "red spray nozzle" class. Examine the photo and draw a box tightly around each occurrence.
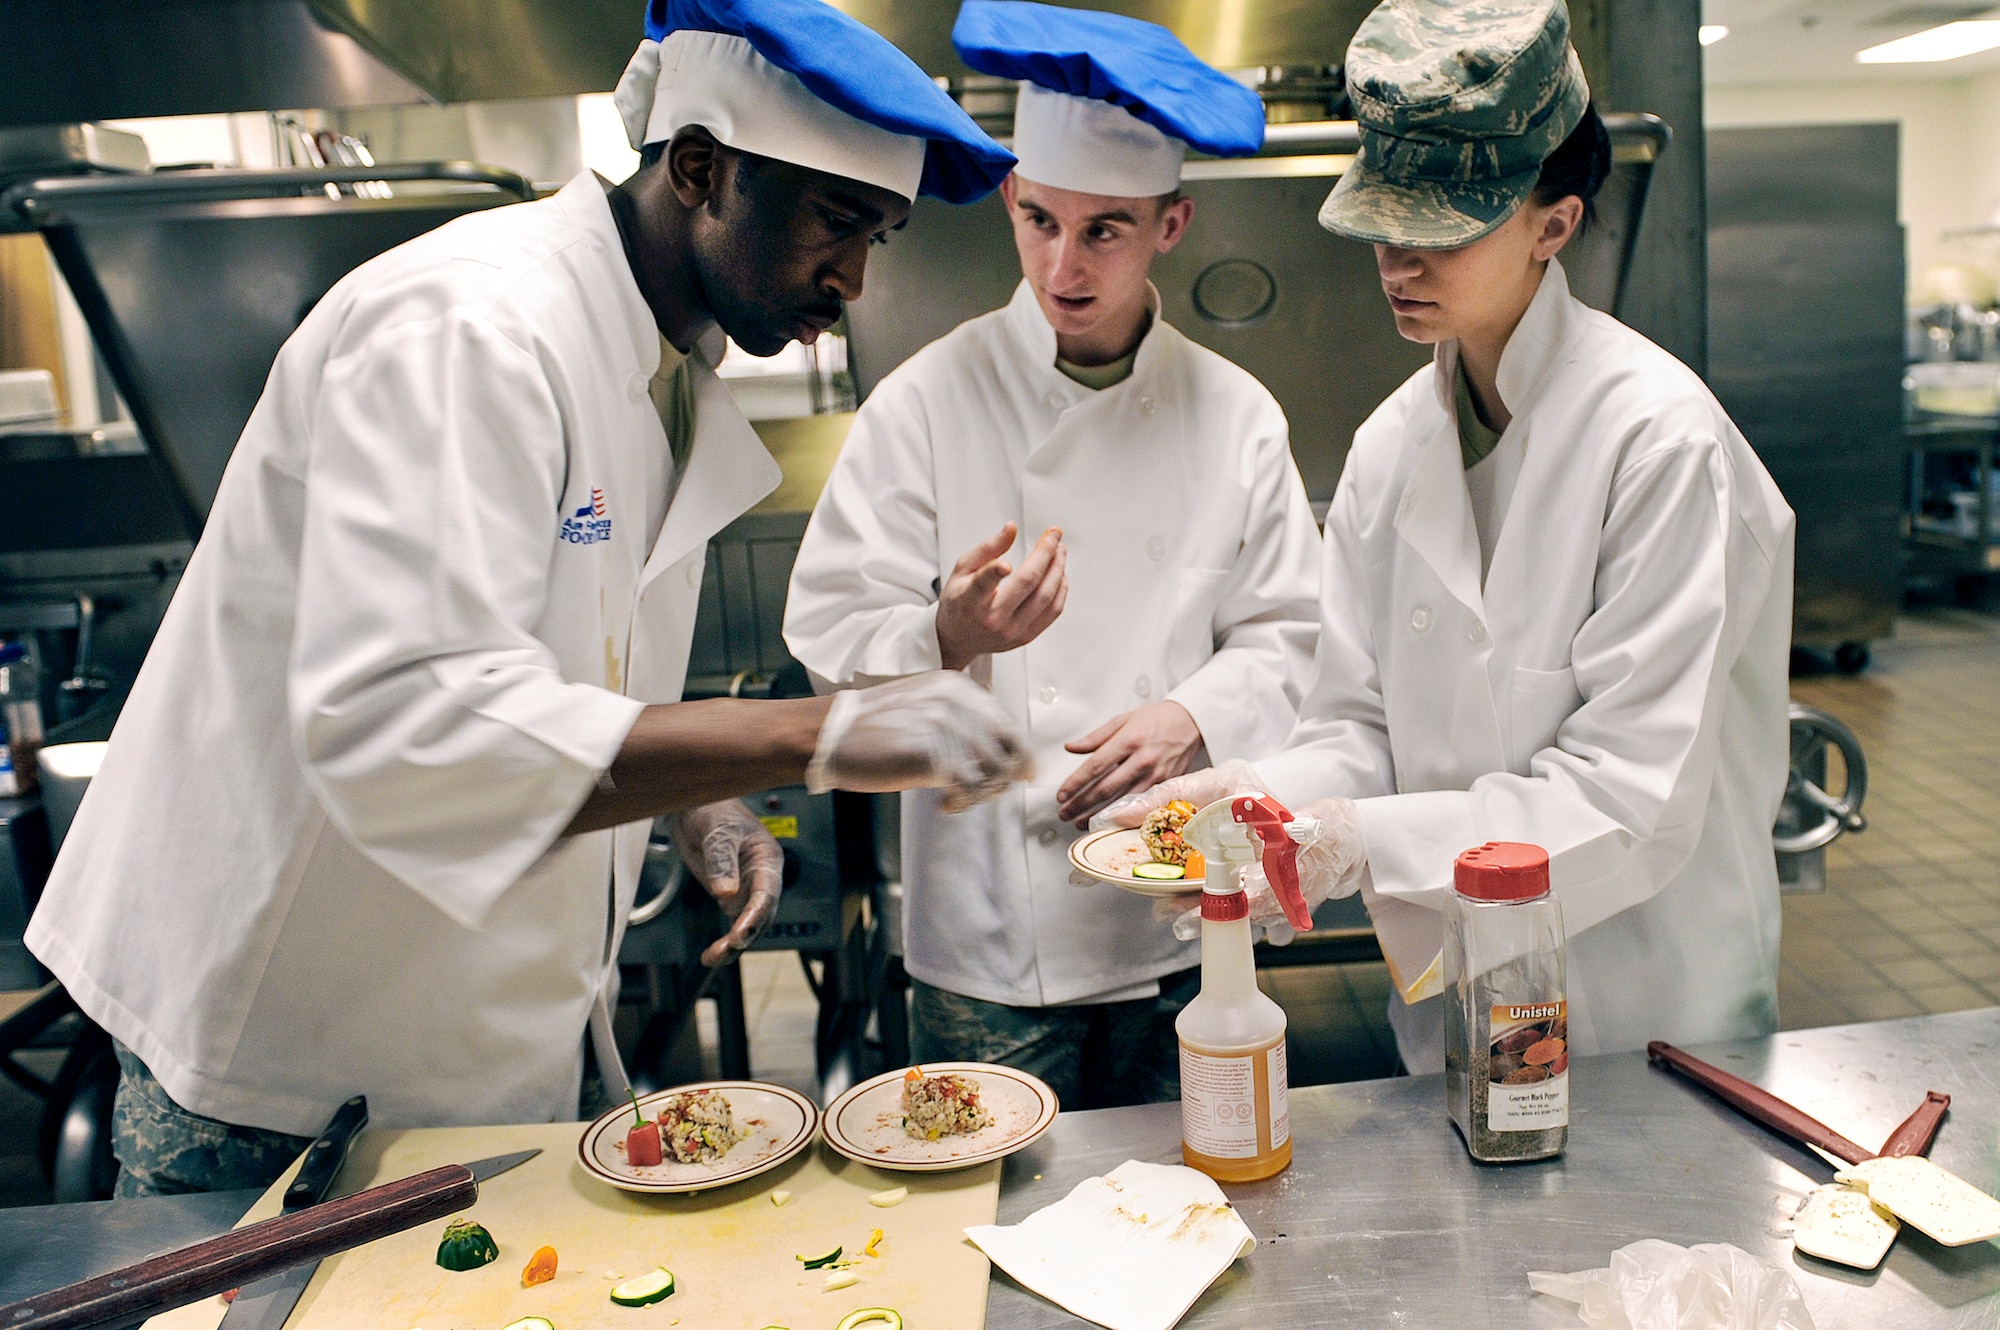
[1232,794,1313,933]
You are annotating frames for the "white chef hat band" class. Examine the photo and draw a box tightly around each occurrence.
[612,32,927,202]
[1009,80,1186,197]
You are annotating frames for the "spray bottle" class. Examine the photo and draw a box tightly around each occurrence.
[1174,793,1319,1183]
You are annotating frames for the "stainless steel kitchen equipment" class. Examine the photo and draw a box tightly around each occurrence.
[1708,124,1907,668]
[3,164,536,535]
[845,114,1672,502]
[10,1011,1996,1325]
[1775,703,1868,896]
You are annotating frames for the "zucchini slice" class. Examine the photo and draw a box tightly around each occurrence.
[796,1244,844,1269]
[835,1310,904,1330]
[1132,862,1185,880]
[608,1267,676,1306]
[500,1319,556,1330]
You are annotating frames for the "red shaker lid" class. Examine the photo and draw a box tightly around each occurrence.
[1453,842,1550,902]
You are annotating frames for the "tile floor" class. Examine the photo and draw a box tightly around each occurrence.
[1,603,1995,1208]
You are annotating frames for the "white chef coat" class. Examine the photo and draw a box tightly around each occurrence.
[1258,260,1795,1070]
[784,281,1321,1007]
[25,170,781,1136]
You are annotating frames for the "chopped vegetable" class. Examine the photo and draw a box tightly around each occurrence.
[436,1217,499,1272]
[624,1088,664,1167]
[835,1310,904,1330]
[770,1189,793,1206]
[863,1229,884,1258]
[522,1245,558,1287]
[796,1244,844,1270]
[1132,862,1184,880]
[1183,849,1206,879]
[867,1187,908,1208]
[501,1320,555,1330]
[609,1268,676,1307]
[823,1271,861,1292]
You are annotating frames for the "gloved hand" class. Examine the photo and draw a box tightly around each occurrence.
[671,800,785,968]
[1088,758,1269,832]
[806,670,1032,813]
[1151,796,1368,946]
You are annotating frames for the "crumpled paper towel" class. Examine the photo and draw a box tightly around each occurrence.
[963,1160,1256,1330]
[1528,1239,1816,1330]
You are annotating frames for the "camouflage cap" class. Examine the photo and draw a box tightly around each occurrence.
[1319,0,1589,249]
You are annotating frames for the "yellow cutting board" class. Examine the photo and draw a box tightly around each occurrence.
[144,1121,999,1330]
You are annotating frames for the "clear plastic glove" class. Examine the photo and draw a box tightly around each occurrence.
[806,670,1032,813]
[1155,796,1367,945]
[1088,758,1268,833]
[1528,1240,1815,1330]
[671,800,785,968]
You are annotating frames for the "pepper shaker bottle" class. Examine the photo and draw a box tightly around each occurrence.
[1444,841,1568,1163]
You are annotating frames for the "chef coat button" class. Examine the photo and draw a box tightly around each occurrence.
[1468,620,1487,643]
[1139,396,1158,417]
[1039,684,1059,704]
[1135,675,1153,698]
[686,563,701,588]
[1045,390,1064,409]
[628,373,649,400]
[1038,826,1059,846]
[1146,536,1166,562]
[1410,605,1433,634]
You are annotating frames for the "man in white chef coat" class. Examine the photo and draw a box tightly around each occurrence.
[26,0,1032,1196]
[1106,0,1795,1072]
[784,2,1321,1108]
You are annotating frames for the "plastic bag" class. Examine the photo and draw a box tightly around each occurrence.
[1527,1240,1815,1330]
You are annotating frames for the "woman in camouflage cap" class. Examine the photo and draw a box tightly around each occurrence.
[1103,0,1797,1074]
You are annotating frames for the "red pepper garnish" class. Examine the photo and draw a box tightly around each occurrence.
[626,1119,663,1166]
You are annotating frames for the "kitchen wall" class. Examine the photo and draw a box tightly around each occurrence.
[1708,73,2000,296]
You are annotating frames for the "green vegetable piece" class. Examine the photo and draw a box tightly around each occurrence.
[796,1244,844,1270]
[500,1319,555,1330]
[608,1267,676,1307]
[436,1217,499,1272]
[1132,862,1184,880]
[835,1310,904,1330]
[626,1086,650,1130]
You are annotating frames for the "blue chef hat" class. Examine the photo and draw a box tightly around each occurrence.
[952,1,1266,196]
[613,0,1016,204]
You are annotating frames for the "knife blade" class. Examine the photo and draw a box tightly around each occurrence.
[217,1096,369,1330]
[215,1145,541,1330]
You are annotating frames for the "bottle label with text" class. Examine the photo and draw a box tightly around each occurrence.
[1487,999,1568,1130]
[1180,1041,1289,1158]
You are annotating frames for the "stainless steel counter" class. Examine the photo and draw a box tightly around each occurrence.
[3,1012,1996,1325]
[990,1010,2000,1329]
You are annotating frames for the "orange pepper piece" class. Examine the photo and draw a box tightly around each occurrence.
[1183,849,1206,880]
[522,1244,558,1287]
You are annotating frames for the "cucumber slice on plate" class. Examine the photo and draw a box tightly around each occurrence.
[1132,862,1184,880]
[835,1311,904,1330]
[609,1267,676,1306]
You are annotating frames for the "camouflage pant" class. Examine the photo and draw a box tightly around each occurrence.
[908,969,1199,1111]
[111,1044,311,1198]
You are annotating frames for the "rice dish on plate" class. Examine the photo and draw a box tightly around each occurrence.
[655,1088,751,1163]
[901,1067,992,1140]
[1141,800,1199,866]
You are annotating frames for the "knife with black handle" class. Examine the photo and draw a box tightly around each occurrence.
[214,1095,370,1330]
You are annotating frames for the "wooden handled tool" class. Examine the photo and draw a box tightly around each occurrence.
[0,1164,478,1330]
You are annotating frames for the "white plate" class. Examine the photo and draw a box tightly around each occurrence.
[822,1063,1059,1172]
[577,1081,819,1194]
[1068,826,1205,896]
